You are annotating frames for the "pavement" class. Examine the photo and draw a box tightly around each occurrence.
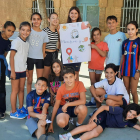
[0,53,140,140]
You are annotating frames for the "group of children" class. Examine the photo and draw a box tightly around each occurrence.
[0,6,140,140]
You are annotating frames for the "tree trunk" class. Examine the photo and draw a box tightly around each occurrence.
[37,0,48,29]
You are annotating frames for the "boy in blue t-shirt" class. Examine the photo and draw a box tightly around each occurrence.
[104,15,127,73]
[25,77,54,140]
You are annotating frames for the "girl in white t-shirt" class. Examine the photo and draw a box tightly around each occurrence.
[90,63,129,108]
[8,22,31,119]
[27,12,49,94]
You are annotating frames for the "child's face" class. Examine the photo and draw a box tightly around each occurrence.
[48,14,59,26]
[52,62,61,76]
[32,14,42,27]
[126,110,137,120]
[93,30,101,43]
[105,68,117,81]
[4,26,15,39]
[63,73,76,87]
[107,19,118,31]
[69,9,79,22]
[127,24,138,38]
[19,26,31,40]
[35,80,47,95]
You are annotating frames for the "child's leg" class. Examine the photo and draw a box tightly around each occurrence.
[27,70,33,94]
[74,105,87,124]
[43,66,51,79]
[11,79,20,113]
[106,99,123,106]
[89,72,96,85]
[36,68,43,78]
[18,77,26,109]
[95,73,102,83]
[56,113,70,128]
[123,76,130,96]
[130,77,139,104]
[79,125,103,140]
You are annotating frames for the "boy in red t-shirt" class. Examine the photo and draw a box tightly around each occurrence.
[48,66,87,132]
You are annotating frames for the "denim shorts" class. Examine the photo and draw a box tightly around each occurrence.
[88,68,103,74]
[8,70,26,80]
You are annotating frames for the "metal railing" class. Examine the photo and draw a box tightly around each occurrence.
[121,0,140,33]
[32,0,55,16]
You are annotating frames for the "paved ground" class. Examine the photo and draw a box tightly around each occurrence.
[0,53,140,140]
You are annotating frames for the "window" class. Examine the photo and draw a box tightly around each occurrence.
[121,0,140,33]
[32,0,54,16]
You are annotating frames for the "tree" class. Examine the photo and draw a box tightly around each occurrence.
[37,0,48,29]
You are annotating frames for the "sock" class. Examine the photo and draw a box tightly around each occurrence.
[67,133,72,137]
[91,97,95,103]
[76,122,82,127]
[76,138,81,140]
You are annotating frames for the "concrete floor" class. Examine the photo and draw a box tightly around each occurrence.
[0,53,140,140]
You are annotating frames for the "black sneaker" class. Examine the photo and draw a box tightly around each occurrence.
[0,113,5,119]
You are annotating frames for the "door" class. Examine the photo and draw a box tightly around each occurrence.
[76,0,99,29]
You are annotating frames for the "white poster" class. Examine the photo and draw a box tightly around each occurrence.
[60,22,91,64]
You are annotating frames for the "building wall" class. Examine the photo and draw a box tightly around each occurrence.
[0,0,33,31]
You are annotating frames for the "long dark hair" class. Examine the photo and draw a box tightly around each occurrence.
[127,21,138,35]
[67,6,82,23]
[48,59,63,82]
[91,27,101,42]
[123,103,140,123]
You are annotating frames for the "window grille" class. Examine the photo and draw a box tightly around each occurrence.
[121,0,140,33]
[32,0,55,16]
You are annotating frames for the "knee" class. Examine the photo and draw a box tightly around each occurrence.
[106,99,115,106]
[27,78,32,85]
[94,130,100,137]
[57,119,66,128]
[77,105,87,114]
[19,87,24,93]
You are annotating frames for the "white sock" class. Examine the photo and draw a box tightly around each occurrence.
[76,122,82,127]
[67,132,72,137]
[91,97,95,103]
[76,138,81,140]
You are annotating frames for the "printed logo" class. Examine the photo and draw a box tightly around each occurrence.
[132,44,136,48]
[124,51,135,55]
[117,38,122,42]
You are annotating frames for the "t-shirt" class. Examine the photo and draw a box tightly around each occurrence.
[106,106,136,128]
[27,28,49,59]
[43,27,59,50]
[56,81,86,105]
[8,37,29,72]
[88,41,109,70]
[48,76,64,94]
[94,77,129,103]
[0,32,11,55]
[104,31,127,65]
[121,37,140,77]
[26,90,50,114]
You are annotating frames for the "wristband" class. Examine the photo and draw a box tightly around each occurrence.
[118,71,120,73]
[136,69,140,72]
[104,94,108,99]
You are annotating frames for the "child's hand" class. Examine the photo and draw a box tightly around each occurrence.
[118,71,121,79]
[95,96,101,103]
[10,72,16,80]
[39,120,47,126]
[134,72,139,80]
[89,115,97,124]
[62,103,69,113]
[100,95,105,102]
[38,114,47,120]
[48,123,54,133]
[86,23,91,30]
[91,44,97,49]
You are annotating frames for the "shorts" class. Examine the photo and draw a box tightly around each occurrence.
[122,98,127,107]
[57,106,77,118]
[8,70,26,80]
[63,63,81,72]
[93,110,107,130]
[88,68,103,74]
[44,51,58,66]
[27,58,44,70]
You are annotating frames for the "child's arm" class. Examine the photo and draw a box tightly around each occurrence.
[4,52,8,57]
[48,100,61,133]
[91,44,107,57]
[134,55,140,80]
[62,91,86,113]
[49,87,55,97]
[101,94,123,102]
[133,124,140,130]
[43,43,46,59]
[118,55,124,78]
[10,50,16,80]
[89,105,109,124]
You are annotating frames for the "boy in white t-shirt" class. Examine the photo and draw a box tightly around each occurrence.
[104,15,127,73]
[90,63,129,108]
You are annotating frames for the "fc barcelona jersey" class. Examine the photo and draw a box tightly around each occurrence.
[121,37,140,77]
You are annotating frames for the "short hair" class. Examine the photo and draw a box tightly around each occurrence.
[63,66,75,76]
[105,63,117,73]
[91,27,101,42]
[4,21,16,30]
[49,12,58,19]
[36,77,48,86]
[123,103,140,123]
[19,21,31,30]
[106,15,117,22]
[127,21,138,35]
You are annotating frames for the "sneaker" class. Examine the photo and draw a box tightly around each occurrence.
[17,106,28,115]
[59,134,75,140]
[10,111,26,119]
[39,134,55,140]
[86,101,96,107]
[0,112,5,119]
[89,108,98,118]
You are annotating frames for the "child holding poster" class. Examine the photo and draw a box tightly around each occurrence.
[62,6,91,81]
[86,27,109,107]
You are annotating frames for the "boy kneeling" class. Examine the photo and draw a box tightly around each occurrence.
[25,77,54,140]
[48,67,87,132]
